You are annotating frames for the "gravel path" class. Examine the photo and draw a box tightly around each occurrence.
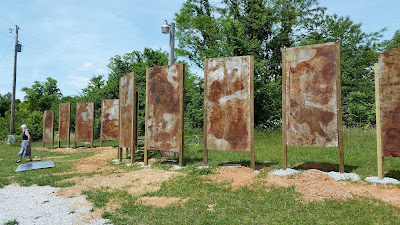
[0,184,110,225]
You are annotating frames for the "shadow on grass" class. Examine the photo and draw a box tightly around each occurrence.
[292,162,358,173]
[385,170,400,180]
[216,160,278,169]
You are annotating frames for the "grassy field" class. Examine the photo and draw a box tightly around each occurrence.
[1,127,400,224]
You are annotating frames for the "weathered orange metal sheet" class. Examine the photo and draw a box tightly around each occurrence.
[101,99,119,141]
[205,56,253,151]
[284,42,339,147]
[119,73,136,148]
[43,110,54,142]
[146,64,183,151]
[378,47,400,157]
[75,102,94,142]
[58,103,70,141]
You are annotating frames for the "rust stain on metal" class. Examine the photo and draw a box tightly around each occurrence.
[146,64,183,151]
[58,103,70,141]
[205,56,252,151]
[378,47,400,157]
[101,99,119,141]
[285,42,338,147]
[75,102,94,142]
[43,110,54,142]
[119,73,136,148]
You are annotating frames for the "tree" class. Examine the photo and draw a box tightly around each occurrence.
[382,29,400,51]
[104,48,203,134]
[0,93,12,117]
[21,77,62,113]
[299,14,384,126]
[175,0,326,128]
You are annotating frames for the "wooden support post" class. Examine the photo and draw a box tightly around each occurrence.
[51,118,54,149]
[67,102,70,148]
[118,93,122,162]
[375,63,384,179]
[335,43,344,174]
[144,69,149,166]
[250,56,255,170]
[282,49,288,170]
[42,112,45,148]
[74,105,77,149]
[203,60,208,166]
[100,100,103,147]
[179,65,185,167]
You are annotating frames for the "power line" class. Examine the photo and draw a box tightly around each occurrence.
[0,31,13,39]
[0,15,16,26]
[0,39,14,64]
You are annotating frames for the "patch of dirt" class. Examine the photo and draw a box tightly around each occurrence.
[135,196,189,208]
[206,166,258,189]
[73,147,116,173]
[264,169,400,207]
[56,168,182,198]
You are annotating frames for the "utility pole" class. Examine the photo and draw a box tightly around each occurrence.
[169,22,175,65]
[8,25,19,143]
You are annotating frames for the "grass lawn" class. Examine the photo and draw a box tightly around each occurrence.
[0,127,399,224]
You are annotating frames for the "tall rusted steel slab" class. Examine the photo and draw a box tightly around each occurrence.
[119,72,137,149]
[101,99,119,141]
[42,110,54,145]
[284,42,340,147]
[144,64,184,166]
[75,102,94,145]
[378,48,400,157]
[58,103,70,143]
[204,56,254,153]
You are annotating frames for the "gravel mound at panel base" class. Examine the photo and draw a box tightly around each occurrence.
[270,168,300,176]
[0,184,110,225]
[326,171,361,181]
[365,177,400,185]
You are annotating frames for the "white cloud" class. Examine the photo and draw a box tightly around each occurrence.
[79,62,95,71]
[67,75,90,89]
[95,68,107,74]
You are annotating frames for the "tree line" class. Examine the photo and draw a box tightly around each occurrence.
[0,0,399,141]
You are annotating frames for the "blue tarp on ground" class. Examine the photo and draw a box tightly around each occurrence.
[15,161,55,172]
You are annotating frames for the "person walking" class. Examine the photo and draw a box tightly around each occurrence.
[16,124,32,163]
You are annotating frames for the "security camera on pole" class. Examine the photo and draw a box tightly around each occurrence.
[161,20,175,65]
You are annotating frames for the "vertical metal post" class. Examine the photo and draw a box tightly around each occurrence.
[10,25,19,136]
[169,23,175,65]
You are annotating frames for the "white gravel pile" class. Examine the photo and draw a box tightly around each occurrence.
[0,184,110,225]
[270,168,300,176]
[173,166,185,170]
[365,177,400,185]
[326,171,361,181]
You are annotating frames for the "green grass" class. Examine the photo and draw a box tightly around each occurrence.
[1,127,400,224]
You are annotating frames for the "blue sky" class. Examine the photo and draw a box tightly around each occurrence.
[0,0,398,100]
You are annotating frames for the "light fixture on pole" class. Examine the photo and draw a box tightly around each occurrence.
[161,20,175,65]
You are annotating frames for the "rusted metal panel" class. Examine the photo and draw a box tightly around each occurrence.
[75,102,94,142]
[378,47,400,157]
[204,56,253,151]
[58,103,70,141]
[101,99,119,141]
[119,73,136,148]
[284,42,339,147]
[146,64,184,151]
[43,110,54,142]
